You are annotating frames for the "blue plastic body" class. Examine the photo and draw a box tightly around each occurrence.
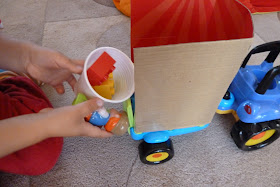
[88,111,110,126]
[218,61,280,123]
[129,124,209,144]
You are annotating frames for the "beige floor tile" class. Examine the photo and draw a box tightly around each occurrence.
[246,33,268,66]
[97,19,130,57]
[0,0,48,45]
[251,33,265,48]
[252,13,280,42]
[248,33,280,67]
[42,15,128,60]
[46,0,121,22]
[29,136,139,187]
[93,0,115,7]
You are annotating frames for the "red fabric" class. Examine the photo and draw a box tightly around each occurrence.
[239,0,280,13]
[131,0,253,61]
[0,76,63,176]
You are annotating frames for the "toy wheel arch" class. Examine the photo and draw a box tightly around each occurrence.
[138,139,174,165]
[231,120,280,151]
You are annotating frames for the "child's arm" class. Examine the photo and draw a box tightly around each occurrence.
[0,98,113,158]
[0,34,83,94]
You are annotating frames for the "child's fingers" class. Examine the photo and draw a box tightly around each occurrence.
[76,98,104,116]
[57,55,83,74]
[109,108,120,118]
[39,108,53,113]
[71,59,84,66]
[66,75,77,90]
[53,84,65,94]
[82,123,113,138]
[70,60,84,74]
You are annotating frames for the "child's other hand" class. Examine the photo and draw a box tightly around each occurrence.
[39,98,113,138]
[24,43,84,94]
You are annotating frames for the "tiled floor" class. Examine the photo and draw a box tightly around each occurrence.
[1,1,280,187]
[0,0,48,44]
[46,0,119,22]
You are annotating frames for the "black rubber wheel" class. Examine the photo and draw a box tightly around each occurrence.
[231,120,280,151]
[138,139,174,165]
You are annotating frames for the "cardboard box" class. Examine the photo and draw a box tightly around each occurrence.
[131,0,254,133]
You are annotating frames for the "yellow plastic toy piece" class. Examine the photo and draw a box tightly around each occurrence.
[146,152,169,162]
[245,129,276,146]
[216,109,239,121]
[93,73,115,99]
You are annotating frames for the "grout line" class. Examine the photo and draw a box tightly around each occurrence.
[125,153,139,187]
[40,0,49,46]
[95,23,117,47]
[44,14,124,24]
[254,31,266,43]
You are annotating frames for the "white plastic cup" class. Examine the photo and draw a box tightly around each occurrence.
[75,47,134,103]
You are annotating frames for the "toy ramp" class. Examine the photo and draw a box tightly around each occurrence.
[132,0,253,133]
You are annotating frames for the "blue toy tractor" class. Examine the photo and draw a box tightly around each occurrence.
[217,41,280,151]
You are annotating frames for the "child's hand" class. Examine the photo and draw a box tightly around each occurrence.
[24,43,84,94]
[0,35,82,94]
[38,98,113,138]
[0,98,112,158]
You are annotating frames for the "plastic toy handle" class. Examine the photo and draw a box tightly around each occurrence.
[255,66,280,94]
[241,41,280,68]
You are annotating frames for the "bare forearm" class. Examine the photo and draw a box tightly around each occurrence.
[0,114,49,158]
[0,99,111,158]
[0,34,29,73]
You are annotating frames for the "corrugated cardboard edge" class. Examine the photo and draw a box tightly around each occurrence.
[134,38,253,133]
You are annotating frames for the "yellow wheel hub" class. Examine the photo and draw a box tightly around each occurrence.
[245,129,276,146]
[146,152,169,162]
